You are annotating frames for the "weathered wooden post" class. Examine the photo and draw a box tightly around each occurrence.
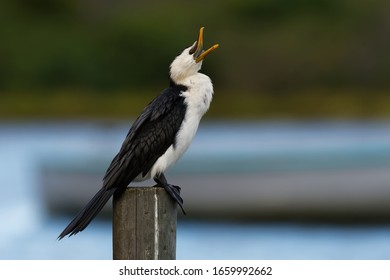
[112,187,177,260]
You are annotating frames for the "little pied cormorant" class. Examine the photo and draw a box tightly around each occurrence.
[58,27,219,239]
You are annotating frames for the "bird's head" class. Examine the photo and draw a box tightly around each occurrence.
[170,27,219,83]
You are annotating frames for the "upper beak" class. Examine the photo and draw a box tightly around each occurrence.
[193,27,219,63]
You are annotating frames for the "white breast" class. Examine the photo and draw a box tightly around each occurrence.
[136,73,213,181]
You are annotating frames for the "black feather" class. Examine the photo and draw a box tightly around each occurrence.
[103,82,187,187]
[58,188,116,239]
[59,82,187,239]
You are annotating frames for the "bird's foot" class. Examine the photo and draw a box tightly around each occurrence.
[154,176,186,215]
[161,184,186,215]
[170,184,181,192]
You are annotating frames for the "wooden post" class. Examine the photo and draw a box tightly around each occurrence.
[112,187,177,260]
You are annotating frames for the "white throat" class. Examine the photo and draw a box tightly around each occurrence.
[169,44,203,84]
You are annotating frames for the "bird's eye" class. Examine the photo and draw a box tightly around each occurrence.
[189,42,197,55]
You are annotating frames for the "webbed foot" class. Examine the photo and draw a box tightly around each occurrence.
[154,173,186,215]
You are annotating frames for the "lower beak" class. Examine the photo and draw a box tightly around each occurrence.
[194,27,219,63]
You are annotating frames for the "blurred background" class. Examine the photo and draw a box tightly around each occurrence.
[1,0,390,259]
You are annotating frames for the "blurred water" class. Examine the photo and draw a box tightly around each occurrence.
[5,218,390,260]
[1,120,390,259]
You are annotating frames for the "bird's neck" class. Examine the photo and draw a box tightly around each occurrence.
[170,72,210,89]
[175,73,214,117]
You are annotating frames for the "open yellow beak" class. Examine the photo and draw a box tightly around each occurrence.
[193,27,219,63]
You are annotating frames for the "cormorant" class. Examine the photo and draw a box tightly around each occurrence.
[58,27,219,239]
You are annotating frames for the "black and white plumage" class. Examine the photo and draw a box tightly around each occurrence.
[58,27,219,239]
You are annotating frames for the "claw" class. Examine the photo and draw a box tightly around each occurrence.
[162,184,186,215]
[171,184,181,192]
[154,173,186,215]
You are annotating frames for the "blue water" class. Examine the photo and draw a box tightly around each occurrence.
[1,120,390,259]
[4,219,390,259]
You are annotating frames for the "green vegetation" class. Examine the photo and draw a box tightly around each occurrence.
[4,88,390,120]
[1,0,390,119]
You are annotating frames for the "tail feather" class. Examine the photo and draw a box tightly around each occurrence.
[58,188,116,240]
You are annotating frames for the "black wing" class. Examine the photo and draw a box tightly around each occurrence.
[102,85,187,194]
[58,84,188,239]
